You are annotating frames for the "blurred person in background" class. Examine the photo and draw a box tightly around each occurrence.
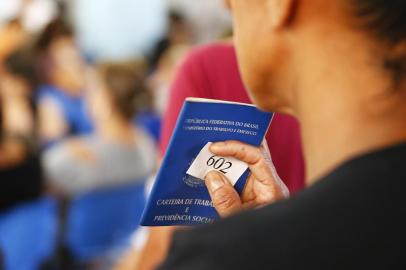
[148,10,192,73]
[36,18,92,147]
[137,10,192,143]
[136,44,189,144]
[43,62,156,196]
[0,45,38,139]
[0,18,28,65]
[114,45,190,270]
[0,45,42,211]
[148,45,190,117]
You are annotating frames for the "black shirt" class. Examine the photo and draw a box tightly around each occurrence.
[159,143,406,270]
[0,155,42,211]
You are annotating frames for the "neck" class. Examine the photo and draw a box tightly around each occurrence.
[95,115,135,144]
[301,95,406,184]
[295,42,406,184]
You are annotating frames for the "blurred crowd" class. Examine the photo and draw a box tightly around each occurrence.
[2,0,403,269]
[0,0,231,269]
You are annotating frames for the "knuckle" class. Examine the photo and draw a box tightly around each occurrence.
[253,148,263,161]
[246,148,263,164]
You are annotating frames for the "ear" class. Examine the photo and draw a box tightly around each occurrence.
[268,0,297,29]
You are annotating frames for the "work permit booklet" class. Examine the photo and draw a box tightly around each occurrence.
[141,98,273,226]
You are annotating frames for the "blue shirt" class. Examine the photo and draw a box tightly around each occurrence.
[36,85,93,139]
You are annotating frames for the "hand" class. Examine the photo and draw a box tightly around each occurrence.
[204,140,289,217]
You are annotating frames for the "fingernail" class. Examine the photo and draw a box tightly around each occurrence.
[205,172,226,191]
[210,142,226,151]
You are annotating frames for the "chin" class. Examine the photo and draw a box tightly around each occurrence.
[249,92,294,117]
[241,64,293,113]
[250,97,272,111]
[245,85,280,111]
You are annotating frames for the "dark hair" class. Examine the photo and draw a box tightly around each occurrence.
[351,0,406,85]
[35,18,73,52]
[4,46,39,90]
[352,0,406,44]
[97,62,153,120]
[169,10,186,25]
[35,18,74,84]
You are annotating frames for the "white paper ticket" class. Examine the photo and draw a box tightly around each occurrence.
[186,142,249,186]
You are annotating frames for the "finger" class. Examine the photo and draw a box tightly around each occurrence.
[205,170,242,217]
[260,140,290,198]
[211,140,288,204]
[210,141,263,165]
[243,171,282,206]
[210,141,276,186]
[241,173,255,202]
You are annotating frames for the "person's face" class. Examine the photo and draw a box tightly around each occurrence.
[50,37,85,94]
[229,0,294,113]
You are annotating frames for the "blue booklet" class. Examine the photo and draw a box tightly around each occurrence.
[141,98,273,226]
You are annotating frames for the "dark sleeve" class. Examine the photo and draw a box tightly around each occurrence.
[157,228,224,270]
[157,197,308,270]
[157,206,287,270]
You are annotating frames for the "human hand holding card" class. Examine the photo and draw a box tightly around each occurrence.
[140,98,273,226]
[204,140,288,217]
[186,142,249,186]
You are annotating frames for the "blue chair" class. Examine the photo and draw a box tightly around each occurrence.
[0,197,58,270]
[65,182,146,262]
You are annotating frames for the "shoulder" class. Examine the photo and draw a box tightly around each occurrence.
[187,42,235,60]
[166,43,237,100]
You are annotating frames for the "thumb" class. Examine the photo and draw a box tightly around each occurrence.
[205,171,242,217]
